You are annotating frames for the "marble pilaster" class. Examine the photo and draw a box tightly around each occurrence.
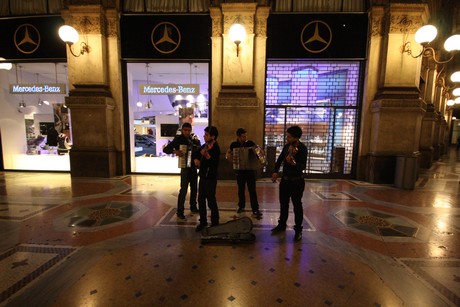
[362,3,428,186]
[62,5,123,177]
[211,3,269,179]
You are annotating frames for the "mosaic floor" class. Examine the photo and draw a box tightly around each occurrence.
[1,149,460,306]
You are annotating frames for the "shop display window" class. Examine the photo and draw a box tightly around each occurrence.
[127,62,209,173]
[0,62,71,171]
[265,61,361,175]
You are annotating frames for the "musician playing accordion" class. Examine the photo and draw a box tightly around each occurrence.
[163,122,201,220]
[226,128,263,218]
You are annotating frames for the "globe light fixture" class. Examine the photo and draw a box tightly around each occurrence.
[229,23,246,57]
[0,57,12,70]
[451,71,460,83]
[402,24,460,63]
[58,25,90,57]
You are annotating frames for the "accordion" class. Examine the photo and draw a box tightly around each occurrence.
[178,144,192,168]
[233,146,265,170]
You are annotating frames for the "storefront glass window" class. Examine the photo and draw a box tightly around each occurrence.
[0,62,71,171]
[265,61,361,175]
[127,62,209,173]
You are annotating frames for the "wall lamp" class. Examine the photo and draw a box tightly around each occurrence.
[58,25,90,57]
[451,97,460,105]
[402,25,460,63]
[229,23,246,57]
[0,57,12,70]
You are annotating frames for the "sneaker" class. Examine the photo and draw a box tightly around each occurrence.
[195,224,207,232]
[271,224,286,233]
[237,207,244,213]
[176,214,186,220]
[252,211,263,218]
[190,206,199,213]
[294,231,302,241]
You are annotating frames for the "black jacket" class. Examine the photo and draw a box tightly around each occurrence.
[163,133,201,168]
[274,141,307,178]
[196,141,220,179]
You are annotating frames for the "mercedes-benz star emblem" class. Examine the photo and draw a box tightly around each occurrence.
[300,20,332,54]
[14,24,41,54]
[151,22,181,54]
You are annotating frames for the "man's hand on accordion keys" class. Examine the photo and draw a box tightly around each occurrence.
[174,149,184,157]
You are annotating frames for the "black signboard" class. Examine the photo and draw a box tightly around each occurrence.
[267,13,368,59]
[121,15,211,59]
[0,16,66,60]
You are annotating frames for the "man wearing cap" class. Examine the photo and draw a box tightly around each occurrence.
[226,128,263,218]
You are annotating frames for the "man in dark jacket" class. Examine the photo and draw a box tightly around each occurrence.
[226,128,262,217]
[271,125,307,241]
[194,126,220,232]
[163,122,201,220]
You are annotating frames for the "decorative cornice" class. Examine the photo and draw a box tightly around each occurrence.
[61,5,118,37]
[388,3,429,34]
[255,6,269,37]
[370,6,385,37]
[210,7,223,37]
[223,14,254,34]
[105,9,119,38]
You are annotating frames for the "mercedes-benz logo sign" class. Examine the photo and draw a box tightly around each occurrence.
[151,22,181,54]
[14,24,41,54]
[300,20,332,54]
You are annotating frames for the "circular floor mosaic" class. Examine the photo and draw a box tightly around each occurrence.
[334,208,419,238]
[54,201,148,232]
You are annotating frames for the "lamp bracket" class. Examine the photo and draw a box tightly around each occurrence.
[401,42,454,64]
[68,42,90,57]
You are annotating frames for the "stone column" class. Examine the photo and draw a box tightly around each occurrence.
[363,3,428,187]
[211,3,269,179]
[61,4,124,177]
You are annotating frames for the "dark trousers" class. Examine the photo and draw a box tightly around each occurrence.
[278,177,305,231]
[236,170,259,212]
[198,177,219,226]
[177,168,197,215]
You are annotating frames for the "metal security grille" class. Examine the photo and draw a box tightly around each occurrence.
[264,61,361,176]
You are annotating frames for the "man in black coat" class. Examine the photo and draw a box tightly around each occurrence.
[163,122,201,219]
[226,128,262,217]
[271,125,307,241]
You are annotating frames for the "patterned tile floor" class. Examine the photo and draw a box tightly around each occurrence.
[0,149,460,306]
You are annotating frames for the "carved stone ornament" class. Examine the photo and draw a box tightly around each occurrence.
[255,7,269,37]
[388,3,428,34]
[370,6,384,37]
[105,10,119,37]
[389,14,424,34]
[223,15,254,34]
[71,15,102,35]
[210,7,223,37]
